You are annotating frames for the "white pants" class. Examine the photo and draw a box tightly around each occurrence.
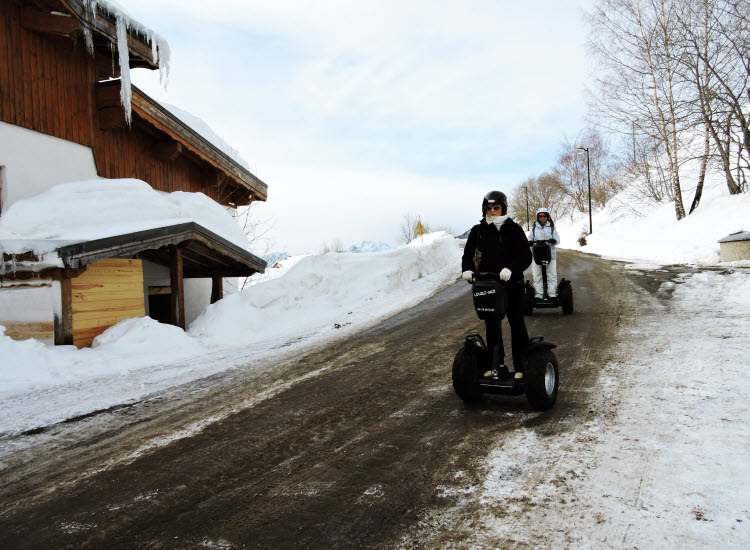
[532,259,557,297]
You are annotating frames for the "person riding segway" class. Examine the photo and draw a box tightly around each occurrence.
[454,191,560,410]
[525,207,573,315]
[528,208,560,298]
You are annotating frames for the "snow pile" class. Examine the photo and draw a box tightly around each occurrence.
[0,232,462,434]
[0,179,252,256]
[348,240,393,253]
[244,254,309,286]
[189,231,461,348]
[0,318,202,397]
[556,181,750,266]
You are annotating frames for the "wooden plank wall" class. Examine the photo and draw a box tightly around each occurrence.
[0,1,93,147]
[94,125,224,202]
[71,258,145,348]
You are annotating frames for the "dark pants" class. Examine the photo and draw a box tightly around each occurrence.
[484,281,529,372]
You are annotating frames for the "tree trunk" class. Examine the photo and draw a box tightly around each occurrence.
[689,126,709,214]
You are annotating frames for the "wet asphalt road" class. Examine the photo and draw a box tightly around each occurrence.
[0,251,653,549]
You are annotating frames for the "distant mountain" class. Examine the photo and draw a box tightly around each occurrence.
[348,241,392,253]
[457,229,471,239]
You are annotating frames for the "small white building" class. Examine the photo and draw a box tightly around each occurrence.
[718,230,750,262]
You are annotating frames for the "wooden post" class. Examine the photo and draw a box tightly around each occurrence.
[170,246,185,329]
[54,277,73,345]
[210,276,223,304]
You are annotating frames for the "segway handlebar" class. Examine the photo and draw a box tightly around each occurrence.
[474,272,503,282]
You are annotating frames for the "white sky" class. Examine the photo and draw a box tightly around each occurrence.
[124,0,595,254]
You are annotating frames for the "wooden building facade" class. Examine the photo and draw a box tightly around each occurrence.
[0,0,267,207]
[0,0,268,347]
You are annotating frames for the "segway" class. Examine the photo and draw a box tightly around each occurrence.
[524,240,573,315]
[452,272,560,410]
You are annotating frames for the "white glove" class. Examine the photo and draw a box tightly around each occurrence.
[462,270,474,283]
[499,268,512,281]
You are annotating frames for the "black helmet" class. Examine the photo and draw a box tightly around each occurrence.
[482,190,507,216]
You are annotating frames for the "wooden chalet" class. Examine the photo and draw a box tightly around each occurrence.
[0,0,269,347]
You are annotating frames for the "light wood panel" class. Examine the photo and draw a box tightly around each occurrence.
[71,258,145,347]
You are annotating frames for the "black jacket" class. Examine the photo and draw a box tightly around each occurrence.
[461,218,532,282]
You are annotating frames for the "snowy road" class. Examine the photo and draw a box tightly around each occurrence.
[0,252,747,548]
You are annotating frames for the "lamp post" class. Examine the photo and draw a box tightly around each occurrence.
[524,185,529,231]
[576,145,592,235]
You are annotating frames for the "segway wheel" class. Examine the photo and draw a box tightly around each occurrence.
[523,282,534,316]
[560,282,573,315]
[524,349,559,410]
[452,347,482,402]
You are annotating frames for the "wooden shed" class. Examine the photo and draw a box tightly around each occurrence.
[3,223,266,347]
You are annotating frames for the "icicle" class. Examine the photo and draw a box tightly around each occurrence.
[115,15,132,126]
[82,0,170,105]
[83,26,94,55]
[156,38,171,88]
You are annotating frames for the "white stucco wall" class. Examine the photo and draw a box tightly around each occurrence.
[0,282,54,323]
[184,279,213,326]
[0,121,100,214]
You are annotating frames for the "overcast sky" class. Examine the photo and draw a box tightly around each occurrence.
[125,0,594,255]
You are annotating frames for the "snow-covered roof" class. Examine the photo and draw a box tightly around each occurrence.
[0,179,258,265]
[718,230,750,243]
[158,101,251,172]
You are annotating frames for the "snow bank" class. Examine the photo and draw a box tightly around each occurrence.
[0,179,251,256]
[189,232,461,348]
[556,181,750,266]
[0,233,462,434]
[0,318,202,398]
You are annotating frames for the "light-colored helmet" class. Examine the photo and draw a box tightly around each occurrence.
[536,207,550,216]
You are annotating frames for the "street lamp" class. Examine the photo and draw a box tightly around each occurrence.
[576,145,592,235]
[523,185,530,231]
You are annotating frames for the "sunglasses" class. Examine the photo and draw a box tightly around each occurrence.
[487,204,503,211]
[537,214,548,218]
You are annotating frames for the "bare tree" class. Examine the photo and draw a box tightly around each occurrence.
[553,129,620,216]
[676,0,749,196]
[319,238,345,254]
[509,173,567,228]
[587,0,690,220]
[397,212,429,244]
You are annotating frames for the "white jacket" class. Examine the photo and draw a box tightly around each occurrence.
[528,221,561,259]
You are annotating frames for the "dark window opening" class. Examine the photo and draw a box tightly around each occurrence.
[148,293,172,324]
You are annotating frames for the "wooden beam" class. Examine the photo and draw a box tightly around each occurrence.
[95,52,120,80]
[152,141,182,162]
[98,106,126,130]
[148,286,171,295]
[186,268,258,278]
[21,7,80,36]
[170,246,185,329]
[54,277,74,345]
[211,277,223,304]
[95,84,122,109]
